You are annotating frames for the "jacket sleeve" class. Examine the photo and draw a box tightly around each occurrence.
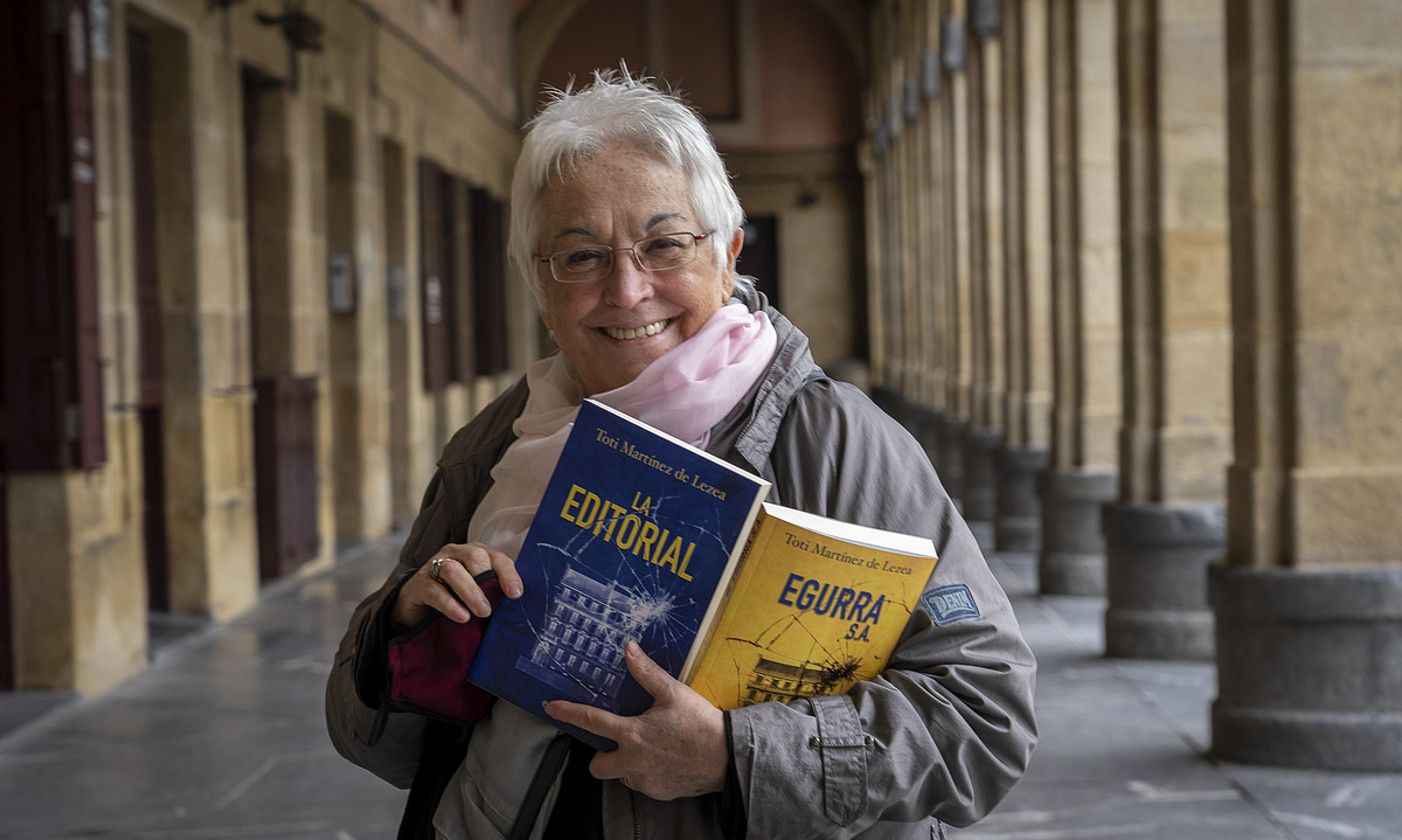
[325,469,455,789]
[728,380,1037,837]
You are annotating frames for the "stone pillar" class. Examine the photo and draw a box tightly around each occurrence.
[1211,0,1402,771]
[940,0,974,508]
[1106,0,1230,660]
[1040,0,1121,595]
[898,2,938,454]
[995,0,1054,553]
[914,2,951,476]
[959,0,1005,552]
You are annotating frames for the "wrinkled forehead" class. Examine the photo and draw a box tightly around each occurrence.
[537,145,698,239]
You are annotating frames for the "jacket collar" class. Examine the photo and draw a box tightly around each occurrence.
[720,278,821,475]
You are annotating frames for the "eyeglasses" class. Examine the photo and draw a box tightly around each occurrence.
[538,231,711,284]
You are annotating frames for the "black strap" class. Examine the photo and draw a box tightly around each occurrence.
[509,733,574,840]
[398,722,474,840]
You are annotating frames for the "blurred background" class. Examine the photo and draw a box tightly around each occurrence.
[1,0,1400,837]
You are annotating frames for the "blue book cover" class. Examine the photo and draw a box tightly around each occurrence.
[467,399,771,750]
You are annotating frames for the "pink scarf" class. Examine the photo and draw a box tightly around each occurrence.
[468,303,777,554]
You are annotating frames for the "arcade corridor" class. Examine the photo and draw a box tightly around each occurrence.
[1,537,1398,838]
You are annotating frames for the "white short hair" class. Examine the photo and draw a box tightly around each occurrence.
[508,68,744,306]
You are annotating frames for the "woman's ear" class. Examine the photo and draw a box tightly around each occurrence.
[724,227,745,300]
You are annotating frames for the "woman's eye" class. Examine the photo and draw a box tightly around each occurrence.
[645,238,682,254]
[566,249,607,267]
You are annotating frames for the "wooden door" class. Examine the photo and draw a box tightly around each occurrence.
[128,27,171,611]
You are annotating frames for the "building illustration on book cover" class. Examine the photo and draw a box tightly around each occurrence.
[518,563,676,703]
[711,605,900,707]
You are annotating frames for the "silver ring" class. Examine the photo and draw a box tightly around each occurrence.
[430,556,450,581]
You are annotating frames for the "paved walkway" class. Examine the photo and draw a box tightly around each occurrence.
[2,538,1399,839]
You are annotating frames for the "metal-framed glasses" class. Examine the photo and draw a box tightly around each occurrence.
[538,231,711,284]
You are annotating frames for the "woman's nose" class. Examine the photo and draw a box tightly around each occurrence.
[601,251,654,308]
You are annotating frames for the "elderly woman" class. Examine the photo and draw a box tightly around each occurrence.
[327,71,1036,840]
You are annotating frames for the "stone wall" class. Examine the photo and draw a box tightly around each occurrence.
[6,0,525,693]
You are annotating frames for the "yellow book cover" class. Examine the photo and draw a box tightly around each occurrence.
[682,503,938,710]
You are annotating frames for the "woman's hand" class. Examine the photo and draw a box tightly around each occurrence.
[389,543,524,635]
[544,640,728,801]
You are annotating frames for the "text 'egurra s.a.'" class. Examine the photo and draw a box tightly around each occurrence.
[558,484,698,582]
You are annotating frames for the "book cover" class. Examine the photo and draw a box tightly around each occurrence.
[684,503,938,711]
[467,399,771,750]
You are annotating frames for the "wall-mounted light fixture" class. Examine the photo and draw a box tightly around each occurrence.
[256,2,323,92]
[941,16,966,73]
[972,0,1001,39]
[922,46,940,100]
[796,179,819,209]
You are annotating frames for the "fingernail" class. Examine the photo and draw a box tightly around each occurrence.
[541,700,551,710]
[625,640,640,656]
[508,581,523,598]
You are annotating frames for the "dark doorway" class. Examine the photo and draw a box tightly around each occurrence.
[128,27,171,612]
[383,138,414,526]
[245,70,319,581]
[736,215,780,308]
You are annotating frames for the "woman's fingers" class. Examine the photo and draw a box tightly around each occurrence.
[430,555,494,617]
[435,543,524,600]
[389,542,522,633]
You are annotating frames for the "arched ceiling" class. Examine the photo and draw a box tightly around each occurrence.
[514,0,866,150]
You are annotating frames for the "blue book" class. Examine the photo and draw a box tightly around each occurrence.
[467,399,771,750]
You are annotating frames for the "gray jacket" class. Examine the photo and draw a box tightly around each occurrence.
[327,289,1037,839]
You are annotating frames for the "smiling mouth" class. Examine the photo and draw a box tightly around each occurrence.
[600,318,673,341]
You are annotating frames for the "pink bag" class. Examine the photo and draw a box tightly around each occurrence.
[386,576,502,723]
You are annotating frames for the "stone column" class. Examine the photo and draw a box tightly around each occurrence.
[995,0,1054,553]
[1105,0,1230,660]
[938,0,973,508]
[1041,0,1121,595]
[913,2,950,474]
[866,4,900,405]
[899,3,932,444]
[960,0,1006,552]
[1211,0,1402,771]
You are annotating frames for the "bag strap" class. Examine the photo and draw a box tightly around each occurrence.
[509,734,574,840]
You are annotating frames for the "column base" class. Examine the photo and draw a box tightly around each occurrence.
[935,415,967,511]
[1037,467,1117,595]
[1210,565,1402,771]
[911,406,944,477]
[994,445,1048,553]
[1102,502,1223,660]
[961,428,1002,553]
[871,386,901,418]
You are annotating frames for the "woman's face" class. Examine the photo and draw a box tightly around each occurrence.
[537,145,739,396]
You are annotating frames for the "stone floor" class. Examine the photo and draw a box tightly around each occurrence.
[1,536,1400,839]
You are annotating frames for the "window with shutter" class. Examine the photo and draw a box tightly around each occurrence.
[471,187,509,376]
[0,0,105,472]
[418,159,449,391]
[444,174,476,383]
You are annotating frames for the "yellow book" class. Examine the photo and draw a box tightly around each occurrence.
[682,502,938,710]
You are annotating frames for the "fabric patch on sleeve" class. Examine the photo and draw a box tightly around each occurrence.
[921,584,981,625]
